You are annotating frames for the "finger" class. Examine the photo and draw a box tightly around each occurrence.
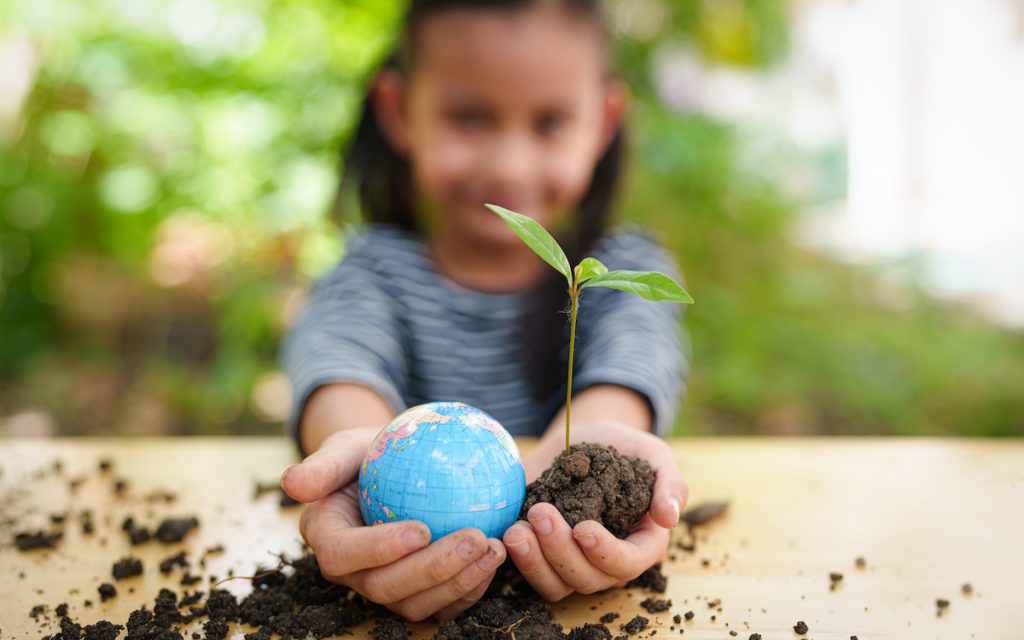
[300,491,431,579]
[526,503,617,594]
[392,539,505,622]
[282,429,373,503]
[503,520,573,602]
[639,442,689,529]
[350,528,489,605]
[571,513,669,582]
[433,566,496,622]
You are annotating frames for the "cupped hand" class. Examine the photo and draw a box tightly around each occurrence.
[503,420,687,601]
[281,428,506,621]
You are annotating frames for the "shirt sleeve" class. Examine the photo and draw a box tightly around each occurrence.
[569,231,689,437]
[281,246,409,446]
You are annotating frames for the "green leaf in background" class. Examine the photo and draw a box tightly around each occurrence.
[574,257,608,283]
[485,203,571,285]
[583,270,694,303]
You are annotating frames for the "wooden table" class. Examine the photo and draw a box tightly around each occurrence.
[2,437,1022,639]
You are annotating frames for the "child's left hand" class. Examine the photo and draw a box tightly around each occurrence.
[502,421,687,601]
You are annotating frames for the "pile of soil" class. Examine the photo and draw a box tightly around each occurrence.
[13,446,721,640]
[520,443,654,539]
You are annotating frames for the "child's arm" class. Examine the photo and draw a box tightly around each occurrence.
[504,388,687,601]
[281,385,507,621]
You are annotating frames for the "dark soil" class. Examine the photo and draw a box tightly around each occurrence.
[625,564,667,593]
[520,443,654,539]
[639,598,671,613]
[794,620,809,634]
[111,557,143,580]
[620,615,649,635]
[155,517,200,543]
[14,530,63,551]
[434,563,564,639]
[97,583,117,601]
[567,622,612,639]
[370,618,411,639]
[13,452,684,640]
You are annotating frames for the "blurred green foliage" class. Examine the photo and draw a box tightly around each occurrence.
[1,0,1021,436]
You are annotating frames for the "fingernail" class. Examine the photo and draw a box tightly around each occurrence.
[457,539,481,561]
[669,496,681,522]
[280,465,296,487]
[534,517,553,536]
[575,532,597,549]
[403,526,427,551]
[476,547,502,571]
[506,539,529,557]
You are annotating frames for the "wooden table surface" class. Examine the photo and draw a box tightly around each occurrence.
[2,437,1022,639]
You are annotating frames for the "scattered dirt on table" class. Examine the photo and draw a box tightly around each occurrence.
[111,557,143,580]
[567,622,612,639]
[625,564,667,593]
[793,620,809,634]
[14,530,63,551]
[155,517,199,543]
[520,443,654,539]
[619,614,649,635]
[97,583,117,601]
[369,617,411,639]
[639,597,671,613]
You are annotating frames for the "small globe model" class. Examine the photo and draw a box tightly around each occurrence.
[358,401,526,540]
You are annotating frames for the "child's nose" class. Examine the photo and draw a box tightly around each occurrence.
[486,131,537,190]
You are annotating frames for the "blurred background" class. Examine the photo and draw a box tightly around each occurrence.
[1,0,1022,438]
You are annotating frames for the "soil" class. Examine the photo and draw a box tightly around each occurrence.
[625,564,667,593]
[520,443,654,539]
[793,620,809,634]
[111,557,143,580]
[639,598,671,614]
[18,450,875,640]
[620,615,649,635]
[14,530,63,551]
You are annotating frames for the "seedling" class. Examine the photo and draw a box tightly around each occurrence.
[486,204,694,457]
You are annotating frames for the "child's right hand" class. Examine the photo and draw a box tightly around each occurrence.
[280,428,507,621]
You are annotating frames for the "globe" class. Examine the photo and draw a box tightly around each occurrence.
[358,401,527,540]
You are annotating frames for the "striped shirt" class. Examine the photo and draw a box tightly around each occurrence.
[283,224,688,442]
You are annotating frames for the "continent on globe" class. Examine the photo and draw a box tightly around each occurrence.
[358,401,526,540]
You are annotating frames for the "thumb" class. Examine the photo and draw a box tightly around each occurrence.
[639,440,688,529]
[281,427,378,503]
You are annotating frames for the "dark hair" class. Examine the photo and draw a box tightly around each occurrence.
[336,0,626,408]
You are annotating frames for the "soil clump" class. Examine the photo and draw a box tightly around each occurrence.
[520,443,654,539]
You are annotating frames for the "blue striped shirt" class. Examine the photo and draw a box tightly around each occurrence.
[283,224,688,442]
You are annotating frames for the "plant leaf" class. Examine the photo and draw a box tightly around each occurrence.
[574,257,608,284]
[582,269,694,303]
[485,204,571,285]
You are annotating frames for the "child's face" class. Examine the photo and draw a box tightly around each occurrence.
[375,4,626,248]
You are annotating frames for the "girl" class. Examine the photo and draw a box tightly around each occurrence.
[280,0,689,623]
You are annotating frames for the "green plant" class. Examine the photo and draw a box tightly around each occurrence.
[486,204,694,456]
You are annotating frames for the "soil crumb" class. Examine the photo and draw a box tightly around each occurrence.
[14,530,63,551]
[111,557,143,580]
[625,564,667,593]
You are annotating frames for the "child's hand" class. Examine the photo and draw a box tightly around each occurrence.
[503,421,687,601]
[281,428,507,621]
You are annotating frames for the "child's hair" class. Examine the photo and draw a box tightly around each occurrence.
[337,0,627,407]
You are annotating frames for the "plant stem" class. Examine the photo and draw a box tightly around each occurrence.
[565,286,579,457]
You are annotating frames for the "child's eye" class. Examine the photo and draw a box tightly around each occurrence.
[536,113,567,136]
[447,109,490,130]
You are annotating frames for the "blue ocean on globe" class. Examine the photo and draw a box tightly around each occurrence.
[358,401,526,540]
